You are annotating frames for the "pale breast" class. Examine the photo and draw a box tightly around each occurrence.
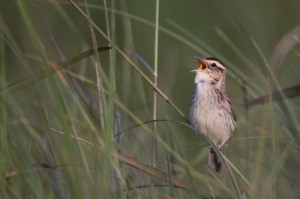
[190,83,236,147]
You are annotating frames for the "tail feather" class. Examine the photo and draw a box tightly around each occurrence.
[208,148,222,172]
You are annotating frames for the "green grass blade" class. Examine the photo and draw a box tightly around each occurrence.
[0,47,110,96]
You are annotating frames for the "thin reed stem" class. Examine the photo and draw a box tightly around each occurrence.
[151,0,160,195]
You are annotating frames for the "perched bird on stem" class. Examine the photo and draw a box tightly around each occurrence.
[190,57,236,172]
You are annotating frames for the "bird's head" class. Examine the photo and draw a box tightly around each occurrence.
[191,57,226,85]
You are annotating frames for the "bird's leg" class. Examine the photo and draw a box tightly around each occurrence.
[209,145,221,152]
[208,146,222,172]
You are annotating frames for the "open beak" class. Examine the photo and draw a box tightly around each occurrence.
[191,57,208,72]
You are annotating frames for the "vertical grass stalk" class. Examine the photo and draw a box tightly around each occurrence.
[108,1,124,198]
[84,0,106,130]
[152,0,160,196]
[0,37,9,184]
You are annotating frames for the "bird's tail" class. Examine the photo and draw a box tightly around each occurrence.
[208,147,222,172]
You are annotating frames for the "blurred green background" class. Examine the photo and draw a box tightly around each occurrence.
[1,0,300,198]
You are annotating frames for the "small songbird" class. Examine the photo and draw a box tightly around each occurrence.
[190,57,236,172]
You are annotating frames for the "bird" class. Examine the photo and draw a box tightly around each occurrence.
[189,57,236,172]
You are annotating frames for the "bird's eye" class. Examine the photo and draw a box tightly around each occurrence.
[211,63,217,67]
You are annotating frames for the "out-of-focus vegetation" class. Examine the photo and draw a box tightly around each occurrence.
[1,0,300,198]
